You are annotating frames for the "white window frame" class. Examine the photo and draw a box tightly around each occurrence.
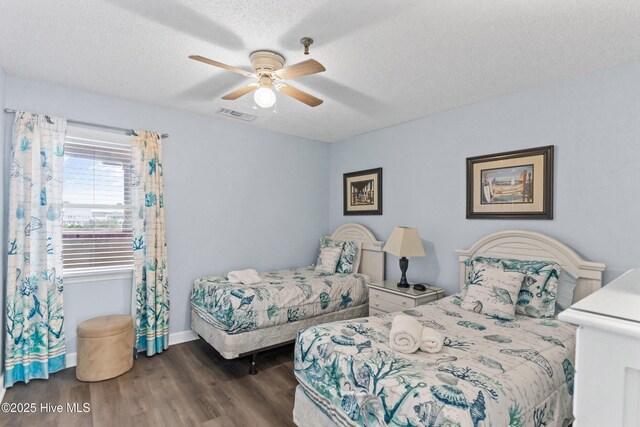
[62,125,135,283]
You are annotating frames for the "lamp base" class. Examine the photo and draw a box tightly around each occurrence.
[397,257,410,288]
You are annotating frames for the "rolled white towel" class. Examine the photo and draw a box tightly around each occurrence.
[227,269,263,285]
[420,328,444,353]
[389,315,423,354]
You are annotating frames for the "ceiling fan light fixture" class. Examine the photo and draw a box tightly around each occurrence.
[254,87,276,108]
[189,50,325,108]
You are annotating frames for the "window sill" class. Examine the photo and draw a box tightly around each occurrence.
[64,268,134,284]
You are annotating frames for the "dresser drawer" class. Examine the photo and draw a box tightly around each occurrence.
[369,290,415,308]
[370,297,410,313]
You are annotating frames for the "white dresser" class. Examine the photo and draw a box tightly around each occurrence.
[558,269,640,427]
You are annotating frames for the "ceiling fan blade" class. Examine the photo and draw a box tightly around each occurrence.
[275,59,326,80]
[221,84,258,100]
[275,84,323,107]
[189,55,256,78]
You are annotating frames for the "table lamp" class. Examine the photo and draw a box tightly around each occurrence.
[383,226,426,288]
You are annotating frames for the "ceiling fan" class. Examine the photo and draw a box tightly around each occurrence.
[189,51,326,109]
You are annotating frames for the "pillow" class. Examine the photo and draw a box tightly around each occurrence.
[317,237,360,274]
[510,261,562,319]
[316,237,344,267]
[336,241,359,273]
[460,256,503,298]
[351,242,363,273]
[555,270,578,315]
[314,247,343,274]
[461,264,525,320]
[466,256,562,318]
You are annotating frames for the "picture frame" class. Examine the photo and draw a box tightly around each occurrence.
[466,146,554,219]
[343,168,383,215]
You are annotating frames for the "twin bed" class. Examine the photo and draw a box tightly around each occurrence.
[190,223,385,373]
[292,230,605,426]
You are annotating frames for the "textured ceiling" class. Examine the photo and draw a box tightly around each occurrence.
[1,1,640,142]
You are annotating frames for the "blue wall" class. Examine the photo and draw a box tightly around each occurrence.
[3,77,330,353]
[330,60,640,294]
[3,58,640,357]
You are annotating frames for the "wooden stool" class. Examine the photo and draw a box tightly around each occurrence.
[76,315,134,382]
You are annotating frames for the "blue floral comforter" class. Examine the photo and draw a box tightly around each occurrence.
[294,295,575,427]
[191,267,368,334]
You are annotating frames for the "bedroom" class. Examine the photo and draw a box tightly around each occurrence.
[0,1,639,426]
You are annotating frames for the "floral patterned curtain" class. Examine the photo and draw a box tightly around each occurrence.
[5,112,66,387]
[131,131,169,356]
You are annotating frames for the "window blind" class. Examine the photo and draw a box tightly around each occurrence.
[62,127,134,273]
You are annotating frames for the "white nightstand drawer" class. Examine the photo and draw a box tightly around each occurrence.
[367,280,444,316]
[368,307,385,316]
[416,292,443,305]
[370,297,408,313]
[369,290,414,307]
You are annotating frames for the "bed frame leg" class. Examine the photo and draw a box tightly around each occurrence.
[249,353,258,375]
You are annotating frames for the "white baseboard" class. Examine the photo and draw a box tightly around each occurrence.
[0,329,200,400]
[64,329,199,369]
[66,352,78,368]
[169,329,199,346]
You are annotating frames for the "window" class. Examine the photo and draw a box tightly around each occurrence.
[62,127,133,274]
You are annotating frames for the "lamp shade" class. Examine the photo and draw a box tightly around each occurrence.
[383,226,426,257]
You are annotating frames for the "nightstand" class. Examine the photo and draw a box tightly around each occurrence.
[367,280,444,315]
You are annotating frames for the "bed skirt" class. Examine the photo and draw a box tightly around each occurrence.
[293,385,340,427]
[191,303,369,359]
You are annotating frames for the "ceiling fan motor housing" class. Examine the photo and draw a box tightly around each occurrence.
[258,75,272,89]
[249,51,285,75]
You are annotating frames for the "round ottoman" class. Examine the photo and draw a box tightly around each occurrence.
[76,315,134,382]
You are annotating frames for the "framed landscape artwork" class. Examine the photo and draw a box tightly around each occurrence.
[466,146,554,219]
[344,168,382,215]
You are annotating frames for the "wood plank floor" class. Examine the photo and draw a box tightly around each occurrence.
[1,340,298,427]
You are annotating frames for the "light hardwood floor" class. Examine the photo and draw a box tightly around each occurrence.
[1,340,298,427]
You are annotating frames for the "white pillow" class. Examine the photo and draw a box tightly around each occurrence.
[314,247,343,274]
[461,264,525,320]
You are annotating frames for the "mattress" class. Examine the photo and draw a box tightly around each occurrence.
[192,303,369,359]
[191,266,369,334]
[294,294,576,427]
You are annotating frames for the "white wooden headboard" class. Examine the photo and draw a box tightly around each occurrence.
[455,230,606,303]
[330,223,385,283]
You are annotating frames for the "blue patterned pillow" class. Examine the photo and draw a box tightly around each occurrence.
[462,258,524,299]
[466,256,562,318]
[461,264,524,320]
[336,241,358,273]
[316,237,358,274]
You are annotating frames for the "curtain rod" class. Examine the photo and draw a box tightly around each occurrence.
[3,108,169,139]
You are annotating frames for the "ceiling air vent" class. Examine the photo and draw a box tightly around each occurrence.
[216,107,257,122]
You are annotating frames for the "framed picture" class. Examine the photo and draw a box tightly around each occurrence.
[344,168,383,215]
[466,146,554,219]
